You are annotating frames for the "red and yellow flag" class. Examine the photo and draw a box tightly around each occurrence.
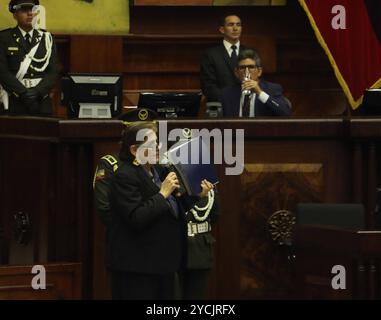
[299,0,381,109]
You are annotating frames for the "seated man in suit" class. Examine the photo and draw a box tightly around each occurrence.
[200,14,246,103]
[221,49,291,117]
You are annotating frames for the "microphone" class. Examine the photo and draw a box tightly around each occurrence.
[160,152,186,195]
[242,67,251,96]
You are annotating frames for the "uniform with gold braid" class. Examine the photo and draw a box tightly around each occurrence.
[0,0,59,115]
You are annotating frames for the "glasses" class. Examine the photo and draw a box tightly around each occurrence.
[238,65,259,71]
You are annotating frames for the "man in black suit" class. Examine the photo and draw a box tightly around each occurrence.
[107,121,214,300]
[200,14,245,103]
[0,0,59,116]
[221,49,291,117]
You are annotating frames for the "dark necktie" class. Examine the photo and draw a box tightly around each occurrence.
[25,33,32,52]
[242,94,251,117]
[230,45,238,68]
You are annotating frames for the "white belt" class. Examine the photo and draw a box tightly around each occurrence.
[187,221,211,237]
[22,78,42,89]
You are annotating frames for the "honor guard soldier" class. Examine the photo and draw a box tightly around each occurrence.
[174,128,221,300]
[0,0,59,116]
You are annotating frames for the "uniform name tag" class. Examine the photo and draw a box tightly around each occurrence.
[8,47,19,51]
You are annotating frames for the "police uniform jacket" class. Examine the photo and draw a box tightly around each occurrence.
[106,160,197,274]
[93,155,119,227]
[0,27,59,114]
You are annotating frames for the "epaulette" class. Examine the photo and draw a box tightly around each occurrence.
[101,155,119,172]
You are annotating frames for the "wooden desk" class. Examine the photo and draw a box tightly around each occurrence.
[0,263,82,300]
[295,225,381,299]
[0,116,380,299]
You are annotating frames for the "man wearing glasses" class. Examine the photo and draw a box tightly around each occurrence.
[221,49,291,117]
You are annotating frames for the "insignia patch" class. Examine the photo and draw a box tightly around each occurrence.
[95,169,106,181]
[138,109,148,121]
[182,128,192,139]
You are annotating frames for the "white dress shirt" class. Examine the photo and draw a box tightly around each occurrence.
[18,27,34,43]
[239,91,270,117]
[223,40,240,57]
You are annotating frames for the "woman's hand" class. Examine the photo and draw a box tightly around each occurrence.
[159,172,180,198]
[198,179,214,198]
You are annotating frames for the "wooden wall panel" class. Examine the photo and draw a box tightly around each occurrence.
[123,35,275,73]
[51,3,350,118]
[190,134,351,299]
[70,36,124,73]
[240,163,323,298]
[2,117,379,299]
[295,227,381,299]
[0,263,81,300]
[0,140,53,266]
[124,36,220,73]
[0,133,93,298]
[129,5,305,36]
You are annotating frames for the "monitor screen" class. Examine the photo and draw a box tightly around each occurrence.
[360,89,381,115]
[137,92,201,118]
[62,73,123,119]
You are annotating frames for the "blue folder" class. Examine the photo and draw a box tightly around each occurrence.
[167,136,219,196]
